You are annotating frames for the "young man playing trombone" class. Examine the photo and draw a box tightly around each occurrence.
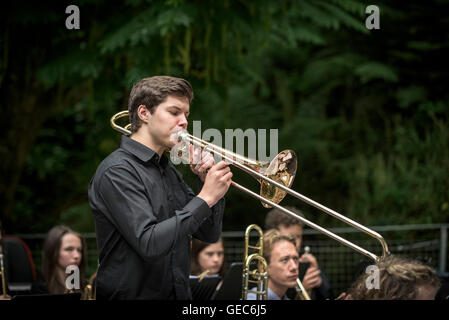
[88,76,232,299]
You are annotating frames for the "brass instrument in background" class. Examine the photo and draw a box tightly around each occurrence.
[0,254,11,300]
[197,269,210,282]
[83,272,97,300]
[295,246,311,300]
[295,278,311,300]
[241,224,268,300]
[0,228,11,300]
[110,111,390,263]
[83,284,94,300]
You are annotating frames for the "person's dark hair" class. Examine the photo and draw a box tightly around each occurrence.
[265,206,305,230]
[190,238,226,278]
[42,225,87,294]
[262,229,298,264]
[349,255,441,300]
[128,76,194,133]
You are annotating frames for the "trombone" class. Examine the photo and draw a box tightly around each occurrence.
[110,111,390,263]
[0,254,11,300]
[242,224,268,300]
[295,246,311,300]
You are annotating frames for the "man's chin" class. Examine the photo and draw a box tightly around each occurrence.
[287,279,298,287]
[165,142,177,151]
[167,137,181,148]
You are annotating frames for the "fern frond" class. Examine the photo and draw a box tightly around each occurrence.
[355,62,399,83]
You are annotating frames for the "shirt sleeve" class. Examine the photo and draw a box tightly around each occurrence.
[191,178,225,243]
[94,165,214,261]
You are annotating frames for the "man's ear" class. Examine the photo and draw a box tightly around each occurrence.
[137,105,150,123]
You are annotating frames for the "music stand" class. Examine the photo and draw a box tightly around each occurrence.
[211,262,243,300]
[190,275,221,300]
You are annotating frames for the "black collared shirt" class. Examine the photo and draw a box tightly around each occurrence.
[88,136,225,300]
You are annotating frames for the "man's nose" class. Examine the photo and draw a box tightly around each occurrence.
[289,260,298,272]
[178,114,188,128]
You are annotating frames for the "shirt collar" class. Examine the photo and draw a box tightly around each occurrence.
[120,135,169,168]
[267,287,289,300]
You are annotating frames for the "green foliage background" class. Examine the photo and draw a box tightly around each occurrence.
[1,0,448,238]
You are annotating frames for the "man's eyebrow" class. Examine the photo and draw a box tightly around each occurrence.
[280,254,298,259]
[168,105,189,114]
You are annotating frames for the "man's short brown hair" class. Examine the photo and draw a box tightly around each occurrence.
[262,229,298,264]
[265,206,305,230]
[127,76,194,133]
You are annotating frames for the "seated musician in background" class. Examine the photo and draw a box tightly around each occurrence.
[190,238,226,297]
[265,207,334,300]
[190,237,226,280]
[341,254,441,300]
[31,225,87,296]
[246,229,299,300]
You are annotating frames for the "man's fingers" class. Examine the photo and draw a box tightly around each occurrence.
[309,279,321,287]
[202,150,214,161]
[304,275,321,288]
[189,144,194,163]
[307,268,321,278]
[213,160,231,170]
[188,147,201,167]
[212,166,230,178]
[221,171,233,182]
[304,270,320,281]
[191,148,214,170]
[198,158,215,173]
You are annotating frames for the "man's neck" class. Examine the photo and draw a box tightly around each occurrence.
[268,281,287,300]
[130,130,165,157]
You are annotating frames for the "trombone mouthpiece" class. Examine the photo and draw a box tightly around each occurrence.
[177,130,188,140]
[304,246,310,255]
[170,130,188,145]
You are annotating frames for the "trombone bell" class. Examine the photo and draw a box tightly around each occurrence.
[259,150,297,208]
